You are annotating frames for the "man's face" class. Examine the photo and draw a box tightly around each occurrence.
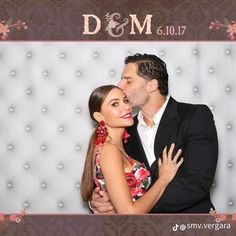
[118,63,149,108]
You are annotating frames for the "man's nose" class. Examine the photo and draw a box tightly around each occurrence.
[117,80,125,89]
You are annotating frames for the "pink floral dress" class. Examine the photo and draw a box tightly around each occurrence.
[93,145,151,201]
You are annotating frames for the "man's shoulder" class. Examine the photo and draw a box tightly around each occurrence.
[174,98,210,113]
[173,99,213,122]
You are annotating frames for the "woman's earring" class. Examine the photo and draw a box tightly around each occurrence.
[122,129,130,144]
[95,121,108,145]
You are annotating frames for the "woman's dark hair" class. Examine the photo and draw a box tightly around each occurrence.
[81,85,118,201]
[125,53,169,96]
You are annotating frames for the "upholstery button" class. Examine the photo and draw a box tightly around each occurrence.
[40,182,47,189]
[43,70,49,77]
[159,50,165,56]
[126,50,133,56]
[57,163,64,169]
[25,125,32,132]
[193,86,199,93]
[225,85,232,93]
[58,125,65,132]
[226,123,232,130]
[75,107,81,113]
[59,52,65,59]
[7,143,14,151]
[225,48,231,55]
[26,88,32,95]
[10,70,16,77]
[24,163,30,170]
[208,67,215,73]
[176,68,182,74]
[192,49,198,55]
[26,52,32,58]
[76,70,82,77]
[8,105,15,113]
[109,70,115,76]
[57,201,64,208]
[228,200,234,206]
[209,105,215,111]
[93,52,99,58]
[41,105,48,113]
[75,182,80,189]
[58,88,65,95]
[40,144,47,151]
[7,181,13,188]
[23,201,30,208]
[75,144,81,151]
[227,161,233,168]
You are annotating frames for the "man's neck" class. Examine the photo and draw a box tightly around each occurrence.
[140,94,167,127]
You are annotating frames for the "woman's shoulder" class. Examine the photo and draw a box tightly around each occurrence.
[98,142,122,162]
[101,142,120,154]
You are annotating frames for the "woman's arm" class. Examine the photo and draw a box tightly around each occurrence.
[100,143,182,214]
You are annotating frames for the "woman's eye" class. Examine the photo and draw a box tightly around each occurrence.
[111,102,119,107]
[124,98,129,104]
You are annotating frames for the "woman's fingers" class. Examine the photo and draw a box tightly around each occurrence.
[162,146,168,164]
[176,157,184,168]
[161,144,183,167]
[167,143,175,163]
[172,149,182,163]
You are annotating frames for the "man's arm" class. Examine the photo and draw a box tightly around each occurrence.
[151,105,218,213]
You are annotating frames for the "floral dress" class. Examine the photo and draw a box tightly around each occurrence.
[93,145,152,201]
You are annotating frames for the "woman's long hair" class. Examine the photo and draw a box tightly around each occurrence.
[80,85,118,201]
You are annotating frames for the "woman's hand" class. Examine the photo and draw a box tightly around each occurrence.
[158,143,183,184]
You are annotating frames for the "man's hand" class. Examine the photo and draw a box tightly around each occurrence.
[91,187,116,214]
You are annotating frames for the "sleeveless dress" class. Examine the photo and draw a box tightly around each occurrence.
[93,145,152,201]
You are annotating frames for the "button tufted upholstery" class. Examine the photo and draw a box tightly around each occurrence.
[0,42,235,213]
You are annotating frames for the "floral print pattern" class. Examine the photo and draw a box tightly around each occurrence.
[0,19,27,40]
[209,19,236,40]
[94,146,151,201]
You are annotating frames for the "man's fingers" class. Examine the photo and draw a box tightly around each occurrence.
[93,209,115,215]
[91,199,113,209]
[91,187,102,201]
[99,190,110,201]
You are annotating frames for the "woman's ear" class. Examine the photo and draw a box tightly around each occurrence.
[93,112,104,122]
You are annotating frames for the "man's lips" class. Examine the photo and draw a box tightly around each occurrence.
[121,113,132,119]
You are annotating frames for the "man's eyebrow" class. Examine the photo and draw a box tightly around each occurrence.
[122,76,133,80]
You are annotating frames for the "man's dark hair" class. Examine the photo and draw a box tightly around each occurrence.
[125,53,168,96]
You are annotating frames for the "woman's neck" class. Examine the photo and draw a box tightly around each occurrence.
[106,127,124,148]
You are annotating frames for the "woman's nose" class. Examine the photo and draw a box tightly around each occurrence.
[123,102,131,110]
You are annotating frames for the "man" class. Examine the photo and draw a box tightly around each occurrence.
[91,53,218,213]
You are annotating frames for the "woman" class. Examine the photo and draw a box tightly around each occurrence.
[81,85,183,214]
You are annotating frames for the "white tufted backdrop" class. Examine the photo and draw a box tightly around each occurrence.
[0,42,235,214]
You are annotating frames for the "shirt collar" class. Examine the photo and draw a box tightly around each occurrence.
[137,95,170,127]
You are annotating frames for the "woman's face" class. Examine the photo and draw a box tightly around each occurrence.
[99,88,134,128]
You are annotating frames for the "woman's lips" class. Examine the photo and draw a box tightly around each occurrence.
[121,113,132,119]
